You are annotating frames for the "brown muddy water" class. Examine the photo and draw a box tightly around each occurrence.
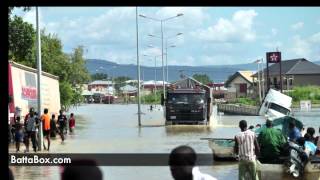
[9,104,320,180]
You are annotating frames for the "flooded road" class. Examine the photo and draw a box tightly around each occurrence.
[10,104,320,180]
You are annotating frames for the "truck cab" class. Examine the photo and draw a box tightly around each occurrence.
[165,89,208,124]
[259,88,292,120]
[163,77,213,125]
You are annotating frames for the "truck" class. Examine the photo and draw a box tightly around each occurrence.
[259,88,292,120]
[8,61,61,123]
[162,77,213,125]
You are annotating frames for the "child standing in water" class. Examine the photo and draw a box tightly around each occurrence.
[69,113,75,134]
[14,116,23,152]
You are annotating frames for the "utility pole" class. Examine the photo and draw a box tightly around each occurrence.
[161,21,165,99]
[261,58,265,99]
[36,7,43,151]
[257,61,262,103]
[154,56,157,104]
[136,7,141,127]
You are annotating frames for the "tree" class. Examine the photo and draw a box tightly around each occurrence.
[59,81,73,111]
[91,73,108,81]
[192,74,212,85]
[8,15,35,66]
[68,46,91,86]
[8,14,91,110]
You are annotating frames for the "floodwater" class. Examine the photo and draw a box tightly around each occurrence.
[10,104,320,180]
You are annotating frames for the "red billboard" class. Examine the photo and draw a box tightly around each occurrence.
[266,52,281,63]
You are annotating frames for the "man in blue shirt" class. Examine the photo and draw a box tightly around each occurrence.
[304,133,317,156]
[288,121,301,142]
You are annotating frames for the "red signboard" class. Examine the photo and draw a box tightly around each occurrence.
[267,52,281,63]
[22,87,37,100]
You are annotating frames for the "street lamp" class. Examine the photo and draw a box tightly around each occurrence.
[149,33,183,83]
[139,13,183,99]
[144,54,162,103]
[107,66,117,104]
[135,7,141,126]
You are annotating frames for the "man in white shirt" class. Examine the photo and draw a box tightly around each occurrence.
[169,145,217,180]
[234,120,260,180]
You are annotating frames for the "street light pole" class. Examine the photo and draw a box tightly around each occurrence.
[261,58,265,99]
[139,13,183,100]
[149,33,182,84]
[165,39,168,83]
[136,7,141,127]
[257,61,262,103]
[36,7,43,151]
[160,21,165,99]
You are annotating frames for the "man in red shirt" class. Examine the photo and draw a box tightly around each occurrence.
[69,113,75,134]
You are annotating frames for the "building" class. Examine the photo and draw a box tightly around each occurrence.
[252,58,320,91]
[207,82,227,99]
[224,71,255,98]
[142,80,170,92]
[120,85,137,96]
[88,80,114,95]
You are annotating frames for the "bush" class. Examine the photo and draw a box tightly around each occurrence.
[141,90,161,104]
[234,97,258,106]
[286,86,320,104]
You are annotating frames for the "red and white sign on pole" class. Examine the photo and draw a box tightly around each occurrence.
[266,52,281,63]
[266,51,282,92]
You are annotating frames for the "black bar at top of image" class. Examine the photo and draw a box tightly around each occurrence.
[8,153,214,166]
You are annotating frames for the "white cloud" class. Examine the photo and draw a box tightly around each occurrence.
[155,7,208,27]
[271,28,277,36]
[192,10,258,43]
[291,22,304,30]
[263,41,283,49]
[310,32,320,43]
[288,32,320,60]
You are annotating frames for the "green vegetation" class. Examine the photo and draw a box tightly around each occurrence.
[286,86,320,104]
[141,90,162,104]
[91,73,108,81]
[9,8,90,111]
[192,74,212,85]
[234,97,258,106]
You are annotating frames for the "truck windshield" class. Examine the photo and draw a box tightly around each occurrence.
[168,93,205,105]
[269,103,290,115]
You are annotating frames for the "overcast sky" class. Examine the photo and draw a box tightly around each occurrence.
[13,7,320,66]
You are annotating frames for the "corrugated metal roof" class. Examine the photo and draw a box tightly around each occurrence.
[225,71,254,87]
[252,58,320,77]
[238,71,255,83]
[142,80,170,85]
[89,80,113,85]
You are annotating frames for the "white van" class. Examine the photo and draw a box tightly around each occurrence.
[259,89,292,120]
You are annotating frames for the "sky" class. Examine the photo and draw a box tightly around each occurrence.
[13,7,320,67]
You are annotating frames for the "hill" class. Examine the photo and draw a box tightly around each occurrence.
[85,59,320,82]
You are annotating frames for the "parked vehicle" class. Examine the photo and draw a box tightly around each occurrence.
[92,93,104,103]
[102,95,114,104]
